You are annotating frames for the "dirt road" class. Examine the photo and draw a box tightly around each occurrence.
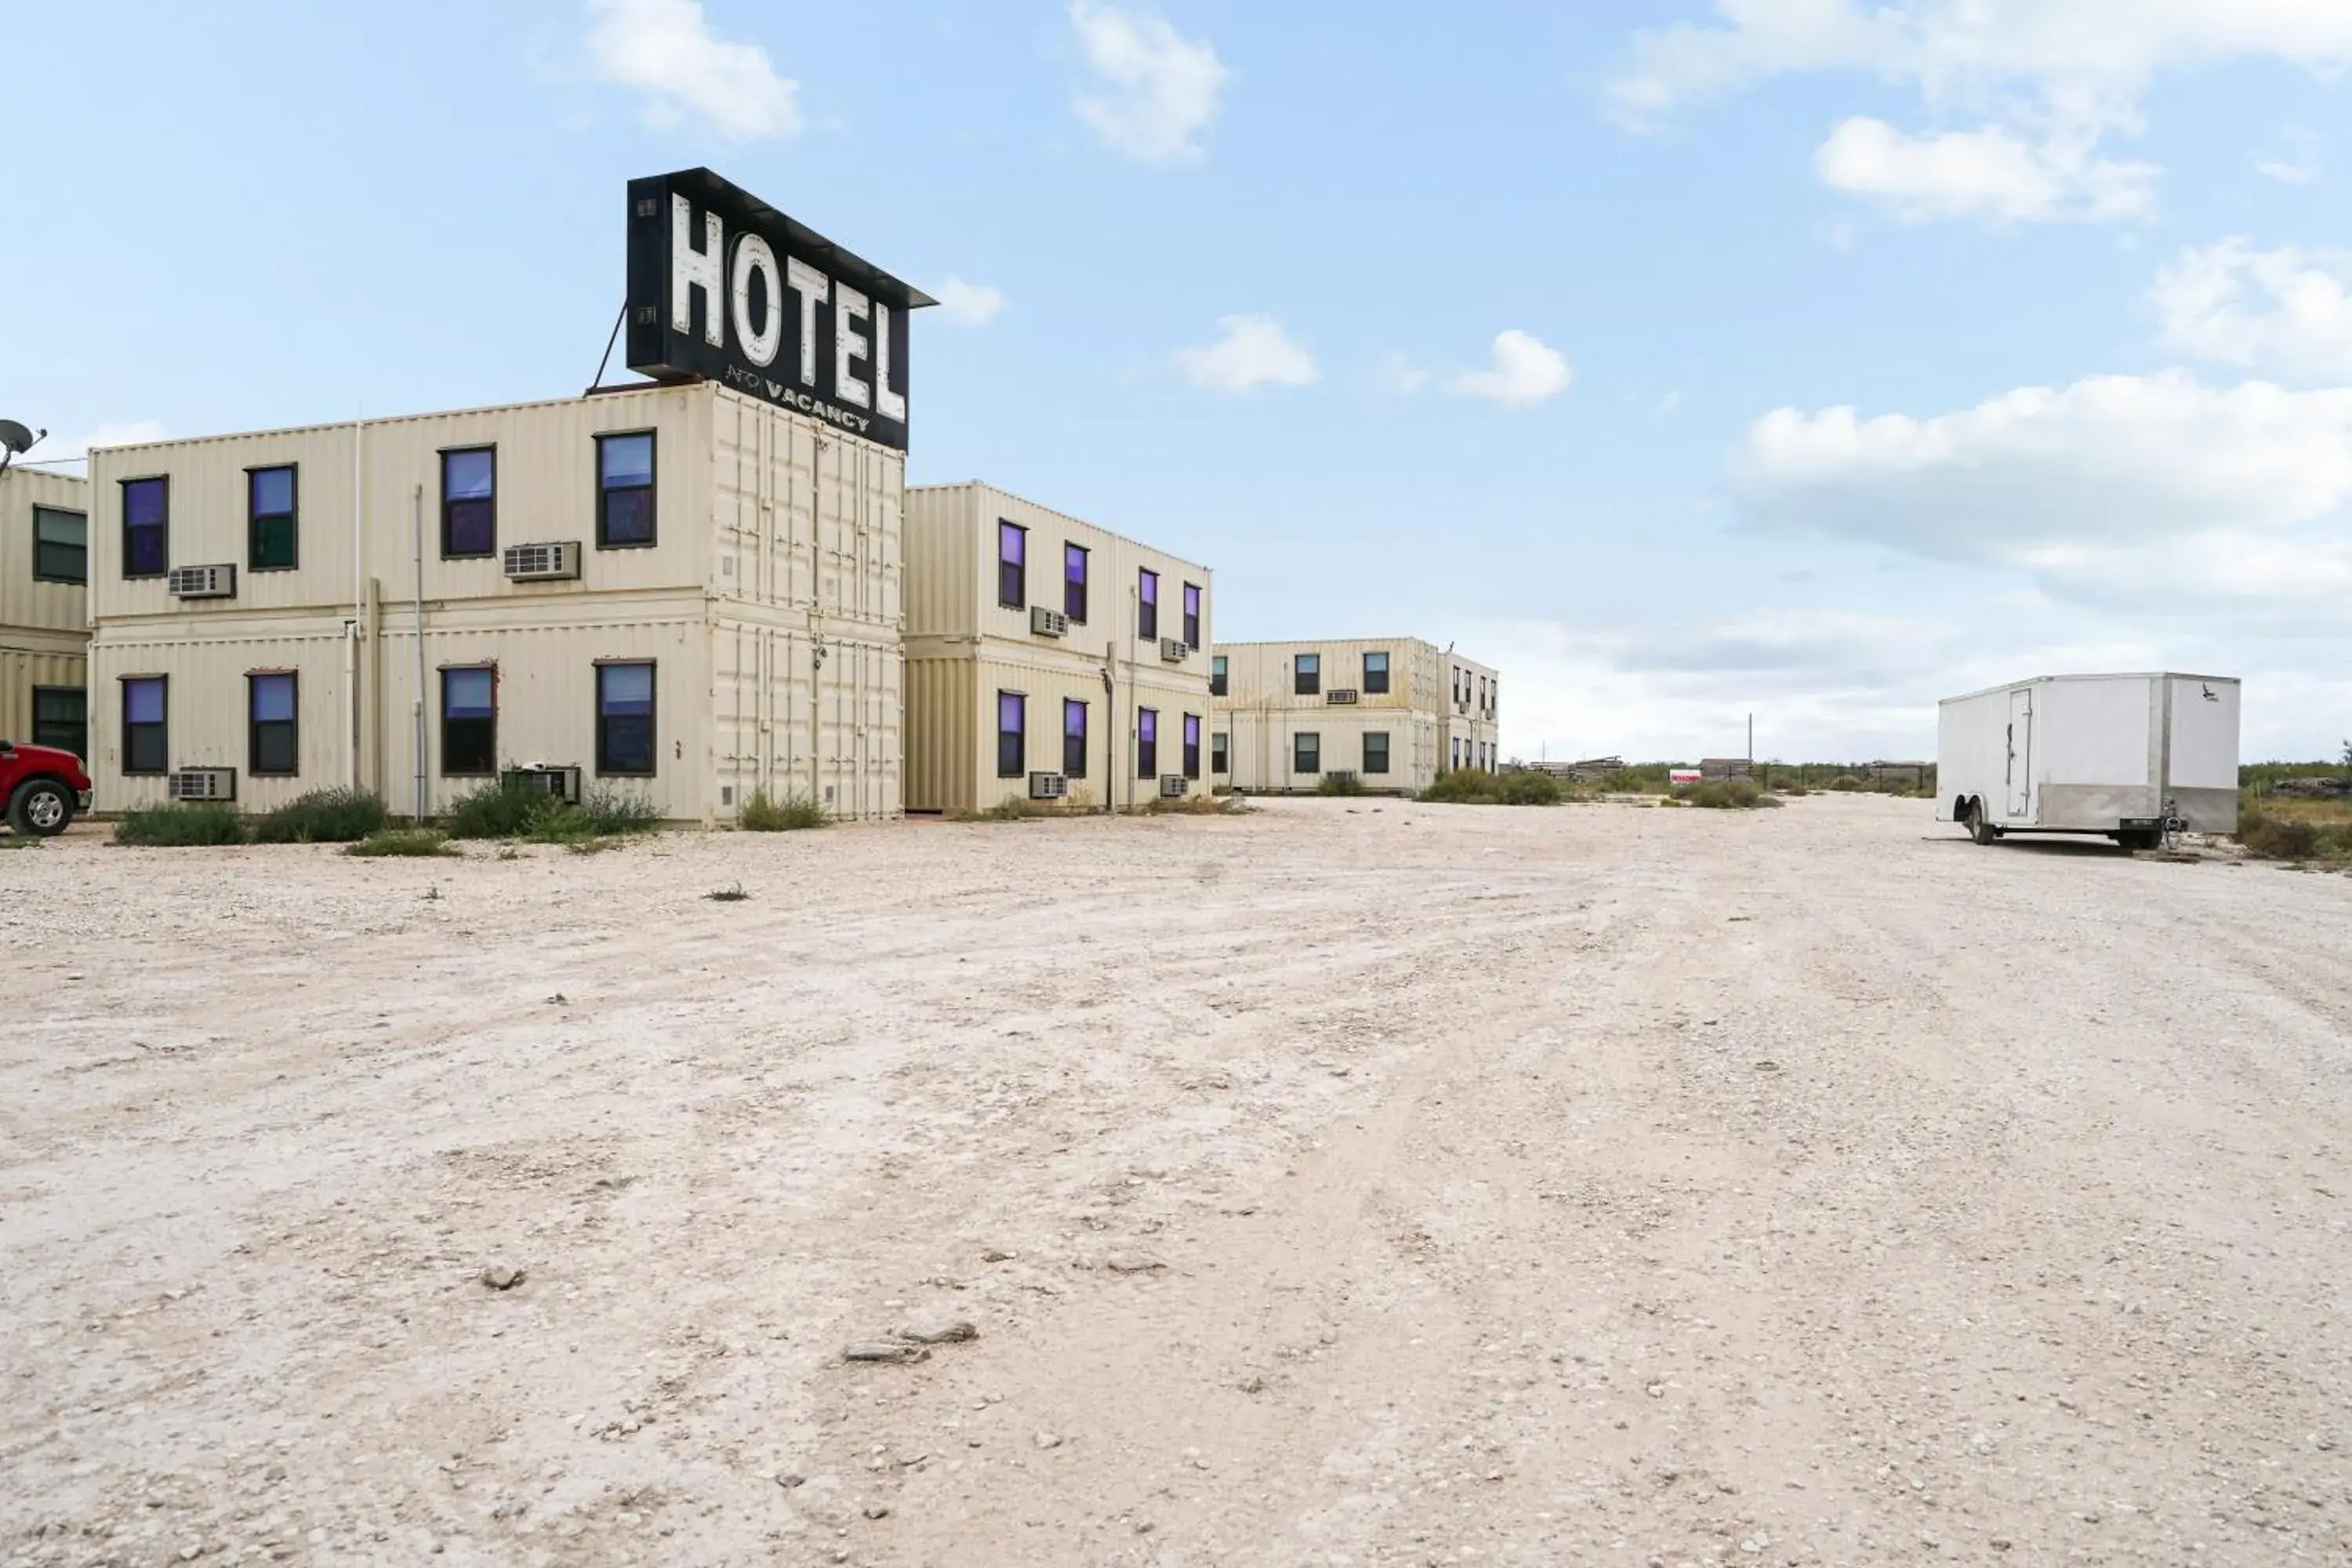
[2,796,2348,1566]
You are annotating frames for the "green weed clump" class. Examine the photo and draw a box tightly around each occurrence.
[1418,769,1562,806]
[252,788,390,844]
[346,829,458,858]
[1316,771,1367,797]
[739,790,829,831]
[1682,779,1784,810]
[114,804,248,847]
[2235,808,2352,862]
[445,778,660,844]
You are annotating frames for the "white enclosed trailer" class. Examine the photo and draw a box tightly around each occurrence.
[1937,673,2239,848]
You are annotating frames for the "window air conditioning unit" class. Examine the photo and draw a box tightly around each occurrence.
[501,764,583,804]
[169,767,237,802]
[503,542,581,582]
[1029,771,1068,800]
[1030,606,1069,637]
[1159,774,1187,799]
[1326,688,1359,706]
[168,564,235,599]
[1160,638,1189,662]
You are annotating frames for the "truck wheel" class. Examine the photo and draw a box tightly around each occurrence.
[1966,804,1998,845]
[7,779,74,838]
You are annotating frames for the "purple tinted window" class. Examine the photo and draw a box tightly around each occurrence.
[1064,543,1087,620]
[125,678,165,725]
[1138,710,1156,743]
[996,691,1025,778]
[123,477,168,577]
[1138,569,1159,639]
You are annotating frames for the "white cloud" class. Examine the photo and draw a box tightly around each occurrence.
[1373,353,1430,395]
[2256,131,2322,185]
[1813,117,2158,224]
[1173,315,1318,394]
[1069,1,1231,165]
[932,277,1007,328]
[1609,2,2352,226]
[1446,330,1573,408]
[585,0,799,142]
[2152,240,2352,382]
[1732,369,2352,605]
[2256,158,2319,184]
[1611,2,2352,127]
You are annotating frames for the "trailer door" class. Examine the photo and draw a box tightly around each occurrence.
[2005,687,2034,819]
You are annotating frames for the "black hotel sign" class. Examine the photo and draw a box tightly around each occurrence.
[626,168,931,452]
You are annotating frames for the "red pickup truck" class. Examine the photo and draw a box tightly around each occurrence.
[0,739,93,837]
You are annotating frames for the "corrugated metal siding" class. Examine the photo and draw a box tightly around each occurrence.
[903,657,971,814]
[711,619,902,821]
[85,624,350,814]
[1,468,92,640]
[0,650,88,754]
[903,484,978,642]
[710,390,903,629]
[1221,708,1436,794]
[87,385,716,624]
[964,653,1211,811]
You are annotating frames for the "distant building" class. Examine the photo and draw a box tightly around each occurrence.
[903,483,1212,814]
[1211,638,1499,794]
[0,466,90,759]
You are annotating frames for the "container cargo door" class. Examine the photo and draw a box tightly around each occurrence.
[2005,687,2034,820]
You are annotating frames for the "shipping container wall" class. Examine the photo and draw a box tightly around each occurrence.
[372,609,708,820]
[961,652,1210,812]
[941,483,1214,681]
[86,385,719,622]
[0,649,89,757]
[711,619,902,821]
[87,622,351,813]
[902,657,974,814]
[1220,707,1440,793]
[1,468,92,641]
[903,485,981,642]
[1217,637,1439,711]
[710,391,904,630]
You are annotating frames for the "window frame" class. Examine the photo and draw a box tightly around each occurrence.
[1363,650,1390,695]
[997,689,1027,779]
[247,670,299,778]
[31,505,88,586]
[1211,731,1229,775]
[1138,569,1159,641]
[440,664,498,777]
[997,521,1027,611]
[120,476,169,581]
[121,676,168,775]
[1294,731,1321,776]
[1182,713,1201,780]
[1063,542,1088,623]
[594,659,659,776]
[1181,583,1201,648]
[1210,655,1227,698]
[595,430,659,550]
[1363,731,1391,775]
[1063,698,1087,779]
[31,684,86,758]
[1294,652,1320,697]
[441,445,499,560]
[1137,707,1158,779]
[246,463,299,572]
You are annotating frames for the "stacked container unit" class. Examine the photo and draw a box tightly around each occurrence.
[0,466,92,760]
[903,482,1213,815]
[84,383,902,823]
[1212,637,1499,794]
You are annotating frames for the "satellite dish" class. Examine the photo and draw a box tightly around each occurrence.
[0,420,43,474]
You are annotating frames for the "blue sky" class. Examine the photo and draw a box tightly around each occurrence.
[9,1,2352,762]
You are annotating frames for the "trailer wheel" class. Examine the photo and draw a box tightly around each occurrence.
[6,779,74,838]
[1965,803,1998,845]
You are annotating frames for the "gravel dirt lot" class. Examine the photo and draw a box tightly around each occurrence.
[2,795,2349,1568]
